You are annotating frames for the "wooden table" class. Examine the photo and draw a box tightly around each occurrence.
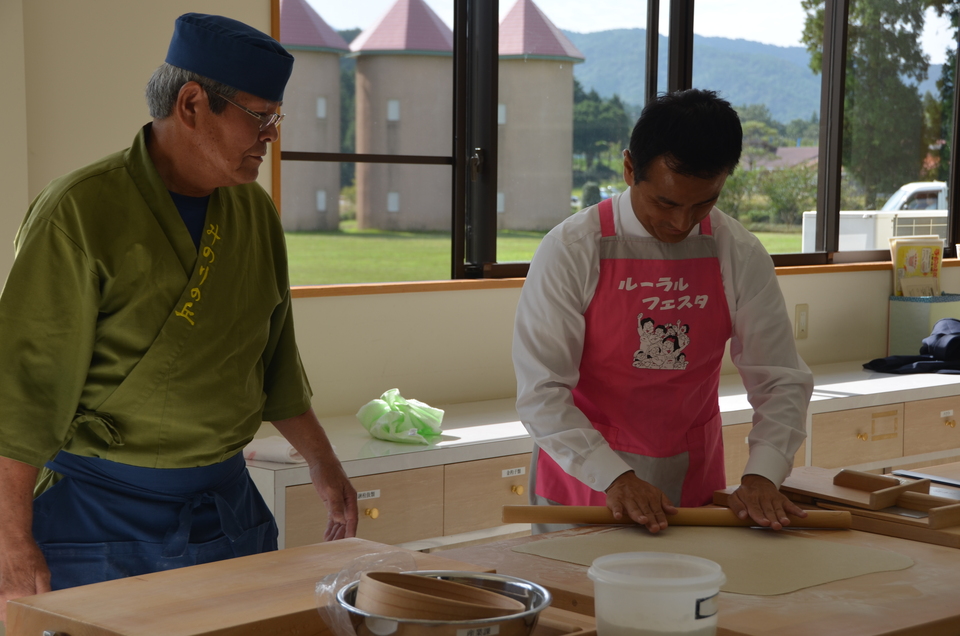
[442,525,960,636]
[6,538,595,636]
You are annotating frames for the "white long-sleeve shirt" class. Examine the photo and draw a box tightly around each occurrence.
[513,192,813,493]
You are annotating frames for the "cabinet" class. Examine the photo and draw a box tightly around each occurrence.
[285,466,444,548]
[443,453,531,535]
[903,396,960,456]
[812,404,904,468]
[250,364,960,550]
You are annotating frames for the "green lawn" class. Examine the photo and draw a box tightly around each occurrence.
[286,225,802,286]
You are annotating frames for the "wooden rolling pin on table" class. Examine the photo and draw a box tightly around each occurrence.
[502,505,852,528]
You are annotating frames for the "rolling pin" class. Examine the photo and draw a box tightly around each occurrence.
[502,505,851,529]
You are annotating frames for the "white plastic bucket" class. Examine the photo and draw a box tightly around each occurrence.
[587,552,726,636]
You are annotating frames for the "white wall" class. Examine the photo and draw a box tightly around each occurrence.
[293,265,919,418]
[0,0,29,277]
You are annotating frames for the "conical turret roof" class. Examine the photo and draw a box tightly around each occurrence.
[500,0,584,62]
[280,0,350,51]
[350,0,453,55]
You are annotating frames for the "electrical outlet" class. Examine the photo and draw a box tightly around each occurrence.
[795,304,809,339]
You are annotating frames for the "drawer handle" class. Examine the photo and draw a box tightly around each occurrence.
[946,419,957,428]
[856,433,868,441]
[365,508,379,520]
[511,485,524,496]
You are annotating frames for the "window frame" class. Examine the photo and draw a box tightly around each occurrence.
[272,0,960,283]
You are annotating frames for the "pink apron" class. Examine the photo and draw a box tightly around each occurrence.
[535,197,732,507]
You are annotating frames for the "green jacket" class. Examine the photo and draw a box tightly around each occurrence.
[0,125,312,479]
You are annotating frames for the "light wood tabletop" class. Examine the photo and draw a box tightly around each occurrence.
[441,523,960,636]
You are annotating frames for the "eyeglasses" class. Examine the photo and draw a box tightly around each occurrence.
[211,91,284,131]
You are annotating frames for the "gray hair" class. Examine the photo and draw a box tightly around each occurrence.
[145,63,239,119]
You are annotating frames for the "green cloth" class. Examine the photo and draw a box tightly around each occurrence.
[356,389,443,445]
[0,125,312,476]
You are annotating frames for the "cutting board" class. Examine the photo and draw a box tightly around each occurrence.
[6,539,497,636]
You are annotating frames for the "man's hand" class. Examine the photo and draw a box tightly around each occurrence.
[605,471,677,533]
[0,456,49,623]
[309,459,358,542]
[272,409,359,541]
[0,540,51,622]
[727,474,807,530]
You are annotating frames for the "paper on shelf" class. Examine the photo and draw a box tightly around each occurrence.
[889,235,942,297]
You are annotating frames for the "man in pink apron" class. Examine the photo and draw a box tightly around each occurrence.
[514,89,813,534]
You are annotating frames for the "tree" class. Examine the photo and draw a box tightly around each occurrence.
[931,2,959,182]
[734,104,786,136]
[760,164,819,225]
[573,79,631,168]
[785,112,820,146]
[717,168,759,220]
[801,0,928,208]
[582,182,602,208]
[741,120,780,170]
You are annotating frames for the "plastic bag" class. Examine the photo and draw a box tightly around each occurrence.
[315,550,419,636]
[356,388,444,445]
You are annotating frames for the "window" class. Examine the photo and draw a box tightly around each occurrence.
[386,99,400,122]
[693,0,821,256]
[832,0,954,254]
[276,0,960,283]
[316,96,327,119]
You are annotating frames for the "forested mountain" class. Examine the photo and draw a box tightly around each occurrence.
[563,28,941,124]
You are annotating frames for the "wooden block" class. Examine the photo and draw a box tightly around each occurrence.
[781,466,880,508]
[928,503,960,530]
[846,514,960,549]
[833,469,930,509]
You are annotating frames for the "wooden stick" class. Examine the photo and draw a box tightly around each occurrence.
[502,505,852,529]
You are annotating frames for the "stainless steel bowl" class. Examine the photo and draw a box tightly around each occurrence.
[335,570,552,636]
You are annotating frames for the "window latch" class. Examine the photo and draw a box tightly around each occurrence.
[470,148,484,182]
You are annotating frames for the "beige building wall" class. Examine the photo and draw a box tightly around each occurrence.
[281,49,342,231]
[355,54,453,231]
[497,59,575,232]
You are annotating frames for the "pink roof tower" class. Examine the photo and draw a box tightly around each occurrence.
[351,0,454,231]
[497,0,585,231]
[279,0,349,231]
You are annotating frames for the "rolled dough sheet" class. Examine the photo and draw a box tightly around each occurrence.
[513,526,913,596]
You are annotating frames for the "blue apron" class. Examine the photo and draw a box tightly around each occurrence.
[33,451,278,590]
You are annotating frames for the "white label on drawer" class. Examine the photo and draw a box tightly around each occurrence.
[942,409,954,418]
[502,467,526,478]
[458,626,499,636]
[356,489,380,500]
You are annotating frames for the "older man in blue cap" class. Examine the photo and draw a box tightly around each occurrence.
[0,14,357,612]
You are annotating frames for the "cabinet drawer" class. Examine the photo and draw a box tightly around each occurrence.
[812,405,904,468]
[722,423,807,486]
[904,396,960,456]
[443,453,532,535]
[285,466,444,548]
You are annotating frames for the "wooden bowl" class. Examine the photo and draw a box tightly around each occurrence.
[338,571,551,636]
[355,571,525,621]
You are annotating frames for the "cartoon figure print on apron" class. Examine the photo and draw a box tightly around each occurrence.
[537,197,733,508]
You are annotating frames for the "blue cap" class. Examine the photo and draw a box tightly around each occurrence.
[165,13,294,102]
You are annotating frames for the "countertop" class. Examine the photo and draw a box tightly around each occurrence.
[250,361,960,478]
